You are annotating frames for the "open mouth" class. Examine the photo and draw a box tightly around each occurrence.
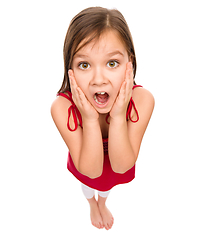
[93,92,109,105]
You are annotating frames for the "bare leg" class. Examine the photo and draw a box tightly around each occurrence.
[81,184,104,229]
[98,195,114,230]
[87,197,104,229]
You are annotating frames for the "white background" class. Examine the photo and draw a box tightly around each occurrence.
[0,0,198,239]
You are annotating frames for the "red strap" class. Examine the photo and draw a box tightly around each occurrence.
[105,98,139,124]
[57,85,142,130]
[57,92,82,131]
[126,98,139,123]
[133,85,143,89]
[105,85,143,124]
[129,85,142,122]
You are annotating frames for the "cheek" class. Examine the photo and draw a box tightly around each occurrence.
[110,69,125,88]
[73,71,88,90]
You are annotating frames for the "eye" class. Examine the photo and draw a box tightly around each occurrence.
[79,62,90,70]
[107,60,119,68]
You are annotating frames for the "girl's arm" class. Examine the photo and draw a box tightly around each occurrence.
[51,97,104,178]
[108,63,154,173]
[68,70,104,178]
[108,87,154,173]
[79,117,104,178]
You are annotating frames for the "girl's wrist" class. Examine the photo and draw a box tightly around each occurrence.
[82,117,100,127]
[109,115,127,125]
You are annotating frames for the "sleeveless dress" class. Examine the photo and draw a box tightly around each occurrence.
[57,85,143,191]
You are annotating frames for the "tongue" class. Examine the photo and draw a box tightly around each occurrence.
[96,93,109,103]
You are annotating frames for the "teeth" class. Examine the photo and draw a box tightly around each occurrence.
[94,92,109,105]
[94,94,103,105]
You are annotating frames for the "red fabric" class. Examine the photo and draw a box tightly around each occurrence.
[57,85,142,191]
[57,92,82,131]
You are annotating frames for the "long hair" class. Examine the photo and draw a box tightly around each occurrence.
[58,7,137,93]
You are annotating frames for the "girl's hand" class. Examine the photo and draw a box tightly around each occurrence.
[68,70,99,122]
[110,62,134,121]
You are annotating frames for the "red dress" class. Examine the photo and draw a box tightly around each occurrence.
[57,85,142,191]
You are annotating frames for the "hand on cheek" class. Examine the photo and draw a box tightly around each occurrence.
[110,62,134,120]
[68,70,99,122]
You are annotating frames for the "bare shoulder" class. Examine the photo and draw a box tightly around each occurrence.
[51,94,83,169]
[133,87,155,107]
[51,94,71,121]
[127,87,155,158]
[128,86,155,133]
[51,95,73,137]
[51,94,81,142]
[132,87,155,118]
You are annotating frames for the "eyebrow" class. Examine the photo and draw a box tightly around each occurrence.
[74,53,89,59]
[74,50,124,59]
[106,51,124,57]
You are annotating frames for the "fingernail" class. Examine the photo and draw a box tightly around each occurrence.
[68,69,73,77]
[129,62,132,69]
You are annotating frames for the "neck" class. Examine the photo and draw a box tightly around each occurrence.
[98,113,109,139]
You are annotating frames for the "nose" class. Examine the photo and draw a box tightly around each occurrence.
[90,67,108,86]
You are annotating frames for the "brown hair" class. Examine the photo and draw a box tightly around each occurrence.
[58,7,137,93]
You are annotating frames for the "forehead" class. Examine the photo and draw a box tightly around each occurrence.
[75,30,127,57]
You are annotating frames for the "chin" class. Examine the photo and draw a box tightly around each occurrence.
[97,110,109,115]
[96,106,112,115]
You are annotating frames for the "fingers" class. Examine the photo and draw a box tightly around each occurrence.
[117,62,133,101]
[68,69,90,108]
[68,69,76,92]
[75,85,88,106]
[118,81,127,100]
[126,62,134,90]
[124,62,133,100]
[68,69,78,94]
[68,69,83,107]
[68,70,99,121]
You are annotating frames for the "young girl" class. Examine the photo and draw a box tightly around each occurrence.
[51,7,154,230]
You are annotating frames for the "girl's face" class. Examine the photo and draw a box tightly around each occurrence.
[71,30,130,114]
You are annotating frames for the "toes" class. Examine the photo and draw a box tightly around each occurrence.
[92,222,98,229]
[96,224,100,229]
[92,221,104,229]
[99,223,104,229]
[91,222,96,228]
[105,225,110,230]
[105,220,114,230]
[104,223,110,230]
[97,224,100,229]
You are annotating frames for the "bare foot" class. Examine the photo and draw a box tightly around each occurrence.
[88,197,104,229]
[98,196,114,230]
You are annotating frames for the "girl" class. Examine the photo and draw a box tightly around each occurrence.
[51,7,154,230]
